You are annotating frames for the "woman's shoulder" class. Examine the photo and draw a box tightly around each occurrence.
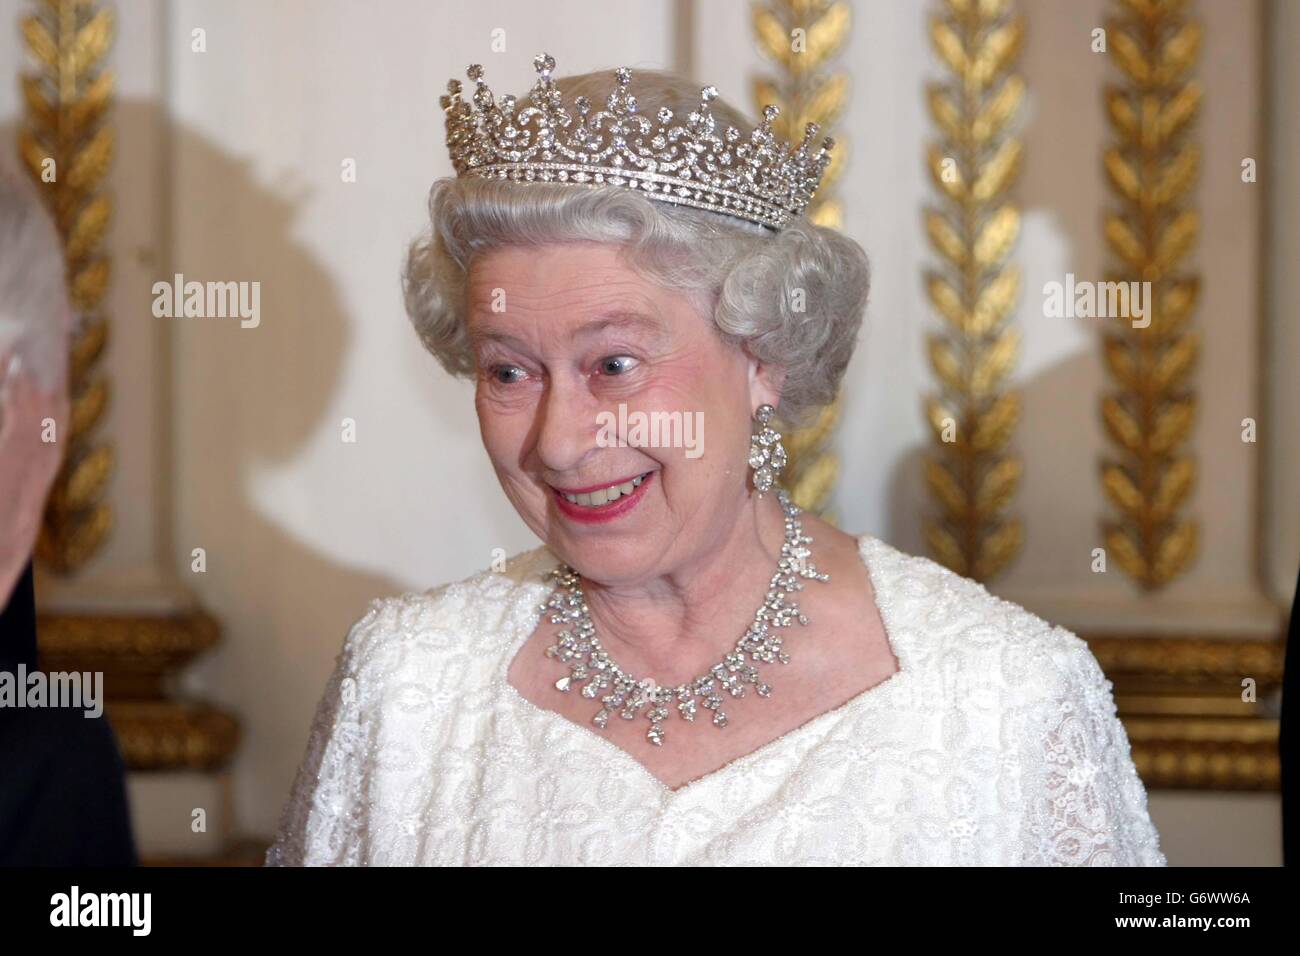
[857,535,1165,865]
[266,546,562,866]
[337,545,560,683]
[857,533,1107,705]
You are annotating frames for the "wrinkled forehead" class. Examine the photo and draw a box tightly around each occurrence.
[467,243,650,309]
[464,242,711,345]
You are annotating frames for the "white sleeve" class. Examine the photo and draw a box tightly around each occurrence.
[264,601,386,867]
[1017,629,1168,866]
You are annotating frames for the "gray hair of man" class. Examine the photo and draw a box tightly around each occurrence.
[402,68,871,426]
[0,159,70,395]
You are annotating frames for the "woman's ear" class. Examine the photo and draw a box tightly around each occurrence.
[746,356,787,414]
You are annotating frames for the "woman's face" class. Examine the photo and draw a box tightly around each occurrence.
[466,241,777,586]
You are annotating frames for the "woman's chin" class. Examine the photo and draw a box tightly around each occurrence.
[559,547,662,588]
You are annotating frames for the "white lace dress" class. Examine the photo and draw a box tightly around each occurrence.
[265,535,1167,866]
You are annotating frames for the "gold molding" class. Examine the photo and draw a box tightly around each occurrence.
[38,610,241,772]
[1085,633,1283,789]
[750,0,851,515]
[1086,633,1284,682]
[18,0,116,574]
[922,0,1026,581]
[1124,718,1279,790]
[38,608,219,693]
[1098,0,1202,590]
[106,700,240,772]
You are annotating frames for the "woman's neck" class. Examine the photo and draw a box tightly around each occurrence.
[577,491,791,684]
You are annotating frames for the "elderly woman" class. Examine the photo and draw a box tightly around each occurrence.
[268,55,1166,866]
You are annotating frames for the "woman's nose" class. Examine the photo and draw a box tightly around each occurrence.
[534,378,598,474]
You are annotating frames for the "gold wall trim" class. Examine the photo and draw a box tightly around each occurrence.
[1126,720,1279,790]
[922,0,1026,581]
[1086,633,1285,682]
[750,0,851,515]
[39,609,219,672]
[1098,0,1202,590]
[106,700,240,772]
[1085,633,1283,790]
[18,0,116,573]
[38,610,240,772]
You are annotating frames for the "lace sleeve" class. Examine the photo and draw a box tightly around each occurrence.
[264,601,385,867]
[1018,629,1167,866]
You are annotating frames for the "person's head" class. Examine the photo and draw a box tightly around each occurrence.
[0,162,70,394]
[0,160,72,606]
[403,68,870,585]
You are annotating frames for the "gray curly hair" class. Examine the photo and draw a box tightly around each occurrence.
[402,68,870,424]
[0,161,70,395]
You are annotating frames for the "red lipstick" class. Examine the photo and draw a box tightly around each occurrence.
[551,472,654,525]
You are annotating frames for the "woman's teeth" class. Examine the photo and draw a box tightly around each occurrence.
[561,473,647,507]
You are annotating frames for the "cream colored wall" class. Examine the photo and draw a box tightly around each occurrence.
[2,0,1287,862]
[1265,0,1300,607]
[1149,791,1281,866]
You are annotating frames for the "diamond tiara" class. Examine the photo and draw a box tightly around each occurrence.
[439,52,835,231]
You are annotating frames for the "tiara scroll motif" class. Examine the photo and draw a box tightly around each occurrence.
[439,52,835,231]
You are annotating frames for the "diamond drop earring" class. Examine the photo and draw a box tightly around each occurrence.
[747,404,787,496]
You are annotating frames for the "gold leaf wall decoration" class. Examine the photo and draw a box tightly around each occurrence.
[1099,0,1201,590]
[18,0,116,574]
[922,0,1026,581]
[750,0,851,516]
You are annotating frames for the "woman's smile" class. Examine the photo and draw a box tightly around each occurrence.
[549,471,655,524]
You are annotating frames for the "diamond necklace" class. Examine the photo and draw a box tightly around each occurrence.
[540,488,829,747]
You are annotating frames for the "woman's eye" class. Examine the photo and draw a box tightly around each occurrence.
[491,364,526,384]
[598,355,638,376]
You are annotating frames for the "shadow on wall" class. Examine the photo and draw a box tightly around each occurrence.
[0,100,478,847]
[882,344,1118,585]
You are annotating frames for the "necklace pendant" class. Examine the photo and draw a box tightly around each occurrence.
[544,489,825,749]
